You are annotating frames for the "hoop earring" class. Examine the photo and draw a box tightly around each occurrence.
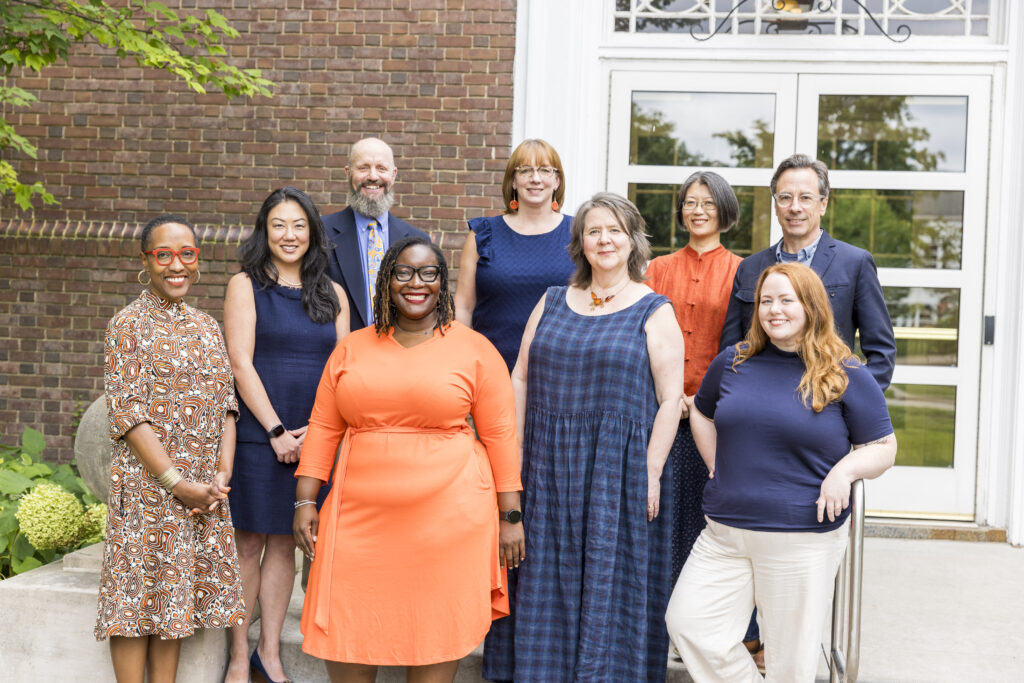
[138,270,151,286]
[509,189,519,211]
[551,200,559,212]
[193,270,201,284]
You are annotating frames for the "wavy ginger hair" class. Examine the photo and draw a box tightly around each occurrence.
[733,262,857,412]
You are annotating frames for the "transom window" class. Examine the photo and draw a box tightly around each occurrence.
[612,0,995,39]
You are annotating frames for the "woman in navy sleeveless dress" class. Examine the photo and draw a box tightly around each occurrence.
[223,188,349,683]
[487,194,685,683]
[455,141,575,681]
[455,139,574,371]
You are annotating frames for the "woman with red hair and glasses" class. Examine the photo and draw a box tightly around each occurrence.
[666,262,896,682]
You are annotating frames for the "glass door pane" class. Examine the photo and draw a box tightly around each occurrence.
[609,72,798,257]
[797,73,990,519]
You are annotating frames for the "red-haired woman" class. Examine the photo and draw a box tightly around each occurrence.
[665,262,896,683]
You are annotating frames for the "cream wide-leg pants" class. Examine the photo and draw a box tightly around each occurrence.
[665,516,850,683]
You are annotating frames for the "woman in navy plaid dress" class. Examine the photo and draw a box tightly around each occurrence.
[484,193,685,682]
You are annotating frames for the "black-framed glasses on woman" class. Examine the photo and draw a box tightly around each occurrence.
[394,265,441,283]
[144,247,201,265]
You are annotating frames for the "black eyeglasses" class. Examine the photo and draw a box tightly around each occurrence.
[144,247,200,265]
[394,265,440,283]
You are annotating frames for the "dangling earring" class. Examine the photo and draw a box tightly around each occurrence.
[193,270,201,284]
[509,189,519,211]
[551,200,559,212]
[138,270,151,285]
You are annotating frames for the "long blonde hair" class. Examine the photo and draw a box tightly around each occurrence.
[732,262,856,412]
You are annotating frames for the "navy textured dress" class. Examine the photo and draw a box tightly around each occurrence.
[484,286,675,683]
[468,214,574,371]
[229,281,336,535]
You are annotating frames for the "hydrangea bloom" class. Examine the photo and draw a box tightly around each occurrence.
[81,503,108,545]
[15,483,85,550]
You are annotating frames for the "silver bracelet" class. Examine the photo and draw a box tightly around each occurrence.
[294,499,317,510]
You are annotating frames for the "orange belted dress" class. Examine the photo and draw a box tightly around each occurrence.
[295,322,521,665]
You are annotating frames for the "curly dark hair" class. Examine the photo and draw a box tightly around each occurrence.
[372,236,454,336]
[238,186,340,324]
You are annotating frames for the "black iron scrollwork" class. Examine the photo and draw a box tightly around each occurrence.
[689,0,754,42]
[689,0,910,43]
[847,0,911,43]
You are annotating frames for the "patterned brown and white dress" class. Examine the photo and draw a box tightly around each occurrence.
[95,289,246,640]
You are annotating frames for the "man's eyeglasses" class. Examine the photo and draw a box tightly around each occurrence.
[394,265,441,283]
[681,199,717,212]
[773,193,826,208]
[144,248,200,265]
[515,166,558,179]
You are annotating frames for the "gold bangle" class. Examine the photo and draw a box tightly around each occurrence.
[158,466,183,491]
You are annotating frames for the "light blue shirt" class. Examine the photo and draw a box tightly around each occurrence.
[776,229,823,265]
[353,211,391,323]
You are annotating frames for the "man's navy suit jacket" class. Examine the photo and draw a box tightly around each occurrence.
[719,230,897,389]
[322,206,430,331]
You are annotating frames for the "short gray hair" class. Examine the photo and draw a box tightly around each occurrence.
[770,154,830,197]
[568,192,651,289]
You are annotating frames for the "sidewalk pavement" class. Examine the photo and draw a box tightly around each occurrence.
[850,537,1024,682]
[2,534,1021,680]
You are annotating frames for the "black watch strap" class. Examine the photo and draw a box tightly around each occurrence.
[499,509,522,524]
[267,423,286,438]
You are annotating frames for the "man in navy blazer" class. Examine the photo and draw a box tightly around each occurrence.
[322,137,430,331]
[720,154,896,389]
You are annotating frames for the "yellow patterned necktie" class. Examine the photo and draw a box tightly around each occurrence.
[366,220,384,300]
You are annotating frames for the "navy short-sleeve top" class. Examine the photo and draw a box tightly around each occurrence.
[694,344,893,532]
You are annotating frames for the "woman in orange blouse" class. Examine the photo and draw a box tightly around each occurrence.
[645,170,742,583]
[293,236,522,683]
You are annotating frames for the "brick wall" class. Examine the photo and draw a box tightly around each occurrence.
[0,221,250,463]
[0,1,518,463]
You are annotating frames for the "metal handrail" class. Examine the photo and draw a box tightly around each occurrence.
[830,478,865,683]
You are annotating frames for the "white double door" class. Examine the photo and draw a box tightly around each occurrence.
[609,70,990,519]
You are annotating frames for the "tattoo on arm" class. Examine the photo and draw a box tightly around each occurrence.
[854,434,893,449]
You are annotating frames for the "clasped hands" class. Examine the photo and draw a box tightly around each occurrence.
[174,471,231,517]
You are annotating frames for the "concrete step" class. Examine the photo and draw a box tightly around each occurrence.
[0,543,230,682]
[249,574,695,682]
[866,519,1007,542]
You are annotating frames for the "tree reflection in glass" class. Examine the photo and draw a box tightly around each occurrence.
[856,286,959,367]
[827,189,963,269]
[817,95,967,172]
[883,383,956,468]
[629,92,776,168]
[629,183,771,257]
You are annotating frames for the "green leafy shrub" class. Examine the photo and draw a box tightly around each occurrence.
[0,427,105,578]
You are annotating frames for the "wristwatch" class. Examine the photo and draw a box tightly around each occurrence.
[499,509,522,524]
[267,423,286,439]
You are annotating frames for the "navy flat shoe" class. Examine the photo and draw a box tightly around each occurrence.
[250,648,292,683]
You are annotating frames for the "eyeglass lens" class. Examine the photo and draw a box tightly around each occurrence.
[151,248,199,265]
[516,166,556,178]
[775,194,822,208]
[394,265,440,282]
